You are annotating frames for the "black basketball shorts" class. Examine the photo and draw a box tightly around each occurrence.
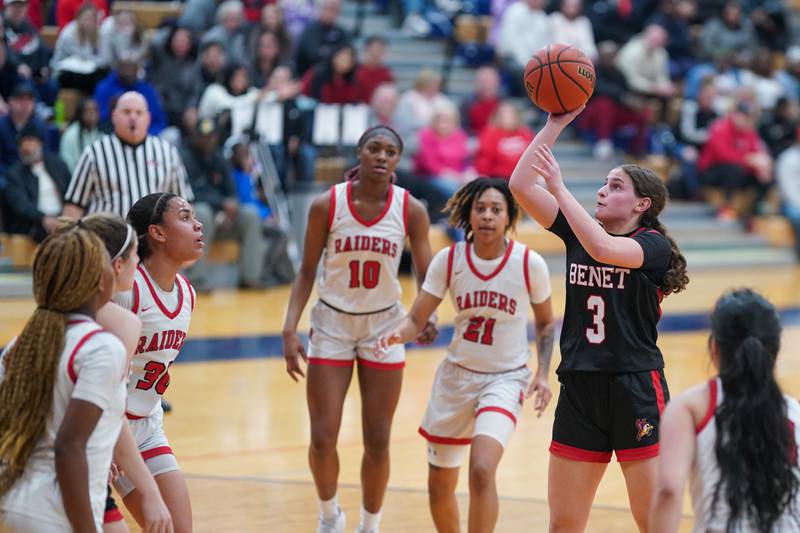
[550,370,669,462]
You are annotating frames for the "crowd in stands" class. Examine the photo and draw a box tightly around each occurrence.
[2,0,800,270]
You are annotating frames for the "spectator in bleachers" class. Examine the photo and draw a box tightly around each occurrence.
[294,0,350,77]
[99,9,146,70]
[4,0,54,104]
[198,39,228,94]
[497,0,551,96]
[759,96,797,158]
[549,0,597,61]
[474,101,533,179]
[248,4,292,63]
[160,105,198,152]
[698,99,773,224]
[202,0,249,65]
[743,0,791,52]
[585,0,640,45]
[281,0,316,44]
[647,0,697,80]
[199,63,266,120]
[182,117,266,291]
[262,65,315,190]
[301,44,367,104]
[749,47,786,112]
[777,46,800,105]
[400,0,432,37]
[460,65,502,136]
[179,0,222,35]
[249,31,287,88]
[242,0,266,23]
[775,127,800,259]
[58,97,101,173]
[2,123,69,241]
[616,24,676,105]
[0,39,21,115]
[51,3,107,94]
[56,0,107,29]
[0,82,50,188]
[394,68,451,143]
[580,41,650,160]
[368,82,399,129]
[701,1,756,63]
[149,25,202,127]
[412,101,474,219]
[356,35,394,104]
[672,79,718,199]
[94,52,167,134]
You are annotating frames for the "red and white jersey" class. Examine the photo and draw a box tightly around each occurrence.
[0,315,127,531]
[423,240,551,373]
[115,264,194,417]
[317,181,409,314]
[690,378,800,532]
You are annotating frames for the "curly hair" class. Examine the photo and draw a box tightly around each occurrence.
[443,177,521,242]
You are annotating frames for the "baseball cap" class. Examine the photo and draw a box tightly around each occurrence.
[10,81,36,99]
[17,123,43,142]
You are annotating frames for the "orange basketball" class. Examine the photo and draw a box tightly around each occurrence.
[524,44,595,114]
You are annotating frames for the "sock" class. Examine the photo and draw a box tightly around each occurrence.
[360,504,382,531]
[320,495,339,521]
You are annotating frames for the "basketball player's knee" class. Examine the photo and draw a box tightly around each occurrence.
[548,510,580,532]
[362,425,391,457]
[309,427,338,455]
[468,460,496,493]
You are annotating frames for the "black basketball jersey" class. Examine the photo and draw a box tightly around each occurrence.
[548,211,672,373]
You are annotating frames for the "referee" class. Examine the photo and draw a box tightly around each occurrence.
[62,91,194,219]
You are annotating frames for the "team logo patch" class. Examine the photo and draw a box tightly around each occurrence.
[636,418,654,441]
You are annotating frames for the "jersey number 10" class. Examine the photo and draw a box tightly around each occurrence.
[349,260,381,289]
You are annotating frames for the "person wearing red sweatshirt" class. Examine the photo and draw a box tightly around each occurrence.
[475,101,534,180]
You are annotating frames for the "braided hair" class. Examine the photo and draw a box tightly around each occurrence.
[443,177,521,242]
[0,228,108,496]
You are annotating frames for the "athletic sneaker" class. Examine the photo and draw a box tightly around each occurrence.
[316,508,345,533]
[355,527,378,533]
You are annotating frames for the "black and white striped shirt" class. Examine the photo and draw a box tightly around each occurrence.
[65,134,194,217]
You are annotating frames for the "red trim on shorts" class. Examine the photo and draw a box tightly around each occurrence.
[651,370,666,414]
[446,244,456,288]
[131,280,140,314]
[67,329,105,383]
[549,441,612,463]
[696,378,718,434]
[347,180,394,227]
[403,189,410,236]
[137,265,184,320]
[476,406,517,425]
[465,240,514,281]
[178,273,194,311]
[141,446,174,461]
[616,443,659,462]
[357,357,405,370]
[307,357,354,367]
[103,508,124,524]
[327,185,336,231]
[126,412,146,420]
[523,247,531,295]
[418,427,472,445]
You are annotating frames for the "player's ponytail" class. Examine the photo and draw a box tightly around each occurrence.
[621,164,689,295]
[709,289,800,531]
[0,228,108,497]
[444,177,521,241]
[127,192,177,260]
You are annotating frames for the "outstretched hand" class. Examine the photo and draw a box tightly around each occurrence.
[530,144,565,194]
[545,105,585,129]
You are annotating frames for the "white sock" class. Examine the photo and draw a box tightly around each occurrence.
[360,504,381,531]
[320,495,339,521]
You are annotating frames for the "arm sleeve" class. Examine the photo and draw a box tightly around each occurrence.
[632,230,672,275]
[72,332,126,410]
[545,210,577,246]
[421,247,450,299]
[527,251,552,304]
[64,147,97,208]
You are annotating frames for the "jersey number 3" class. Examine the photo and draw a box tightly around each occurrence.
[135,361,172,395]
[586,295,606,344]
[463,317,496,345]
[349,260,380,289]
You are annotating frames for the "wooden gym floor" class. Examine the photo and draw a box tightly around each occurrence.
[3,266,800,532]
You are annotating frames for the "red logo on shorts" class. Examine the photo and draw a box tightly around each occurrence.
[636,418,654,441]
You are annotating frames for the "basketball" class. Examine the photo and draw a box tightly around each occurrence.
[524,44,595,114]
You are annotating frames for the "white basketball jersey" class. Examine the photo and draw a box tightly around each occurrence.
[317,181,409,313]
[0,315,127,532]
[690,378,800,532]
[124,265,194,417]
[441,240,536,373]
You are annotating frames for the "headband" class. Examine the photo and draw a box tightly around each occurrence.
[112,224,134,261]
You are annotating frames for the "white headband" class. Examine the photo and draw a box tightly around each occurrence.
[112,224,134,261]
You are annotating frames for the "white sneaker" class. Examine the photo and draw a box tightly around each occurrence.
[355,528,379,533]
[316,508,345,533]
[402,13,431,37]
[593,139,614,160]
